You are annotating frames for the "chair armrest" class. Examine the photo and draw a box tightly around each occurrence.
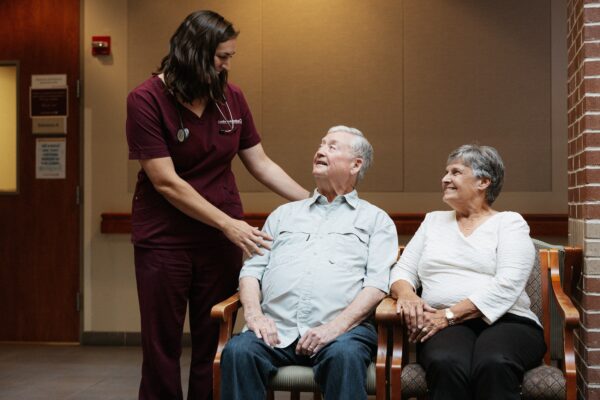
[211,292,242,322]
[550,275,580,327]
[548,250,579,328]
[547,249,579,400]
[377,296,410,400]
[374,297,394,400]
[211,292,242,355]
[375,296,399,323]
[211,292,242,400]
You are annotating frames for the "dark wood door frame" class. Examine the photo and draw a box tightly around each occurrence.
[0,0,81,342]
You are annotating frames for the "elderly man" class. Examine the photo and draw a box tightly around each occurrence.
[220,125,398,400]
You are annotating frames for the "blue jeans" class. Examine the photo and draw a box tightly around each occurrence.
[220,323,377,400]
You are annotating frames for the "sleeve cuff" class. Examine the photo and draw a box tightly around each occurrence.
[239,268,264,282]
[468,294,502,324]
[363,278,390,294]
[390,267,418,290]
[129,147,170,160]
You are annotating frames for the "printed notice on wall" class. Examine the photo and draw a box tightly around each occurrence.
[36,138,66,179]
[30,74,68,135]
[31,74,67,89]
[30,87,68,117]
[32,116,67,135]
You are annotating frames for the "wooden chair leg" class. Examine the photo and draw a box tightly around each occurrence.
[390,326,404,400]
[267,390,275,400]
[291,391,300,400]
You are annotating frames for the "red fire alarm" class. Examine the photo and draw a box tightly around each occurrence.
[92,36,111,56]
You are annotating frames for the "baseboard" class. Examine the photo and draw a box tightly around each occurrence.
[81,331,192,346]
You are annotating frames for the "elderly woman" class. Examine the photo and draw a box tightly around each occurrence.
[390,144,546,400]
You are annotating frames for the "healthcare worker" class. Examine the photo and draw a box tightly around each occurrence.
[126,10,309,400]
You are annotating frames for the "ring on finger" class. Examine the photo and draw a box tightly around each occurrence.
[422,326,428,333]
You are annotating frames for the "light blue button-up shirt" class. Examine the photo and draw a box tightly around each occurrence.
[240,190,398,348]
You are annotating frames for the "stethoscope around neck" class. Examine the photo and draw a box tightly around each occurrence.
[174,97,235,143]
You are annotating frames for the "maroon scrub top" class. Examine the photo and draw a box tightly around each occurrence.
[126,76,261,248]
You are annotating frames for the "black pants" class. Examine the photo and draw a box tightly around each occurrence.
[418,314,546,400]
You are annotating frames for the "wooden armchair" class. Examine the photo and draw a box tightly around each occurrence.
[386,242,582,400]
[211,293,395,400]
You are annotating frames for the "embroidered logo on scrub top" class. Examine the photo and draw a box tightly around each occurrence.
[217,118,242,135]
[215,100,241,134]
[217,118,242,126]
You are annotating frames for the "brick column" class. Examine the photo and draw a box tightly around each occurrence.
[569,1,600,398]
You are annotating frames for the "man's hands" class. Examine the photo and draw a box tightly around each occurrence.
[247,315,346,354]
[246,313,280,347]
[240,277,280,347]
[295,321,345,356]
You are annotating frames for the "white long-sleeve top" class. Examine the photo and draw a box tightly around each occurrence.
[390,210,539,326]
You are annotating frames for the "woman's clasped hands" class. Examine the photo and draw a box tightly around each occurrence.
[396,296,449,343]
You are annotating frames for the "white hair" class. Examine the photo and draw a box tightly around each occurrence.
[447,144,505,205]
[327,125,373,181]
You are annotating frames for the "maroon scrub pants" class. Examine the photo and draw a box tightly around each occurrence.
[135,241,242,400]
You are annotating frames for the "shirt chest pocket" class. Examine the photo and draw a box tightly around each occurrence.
[327,223,370,267]
[270,222,313,266]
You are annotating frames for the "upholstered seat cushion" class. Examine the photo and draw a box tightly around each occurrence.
[397,363,565,400]
[522,365,566,400]
[269,362,376,394]
[401,363,427,398]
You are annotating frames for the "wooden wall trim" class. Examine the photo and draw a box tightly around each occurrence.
[101,212,568,237]
[100,213,132,234]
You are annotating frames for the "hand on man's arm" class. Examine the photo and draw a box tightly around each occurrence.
[239,276,280,347]
[296,286,385,356]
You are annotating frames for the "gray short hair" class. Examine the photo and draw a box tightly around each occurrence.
[327,125,373,181]
[447,144,505,205]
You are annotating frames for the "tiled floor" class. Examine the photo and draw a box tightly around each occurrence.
[0,344,333,400]
[0,344,164,400]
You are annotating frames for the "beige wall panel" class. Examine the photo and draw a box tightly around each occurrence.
[84,0,135,330]
[403,0,551,192]
[249,0,404,192]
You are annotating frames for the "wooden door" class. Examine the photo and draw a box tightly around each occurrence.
[0,0,80,341]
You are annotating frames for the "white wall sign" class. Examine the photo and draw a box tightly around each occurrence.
[36,138,66,179]
[31,74,67,89]
[32,116,67,135]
